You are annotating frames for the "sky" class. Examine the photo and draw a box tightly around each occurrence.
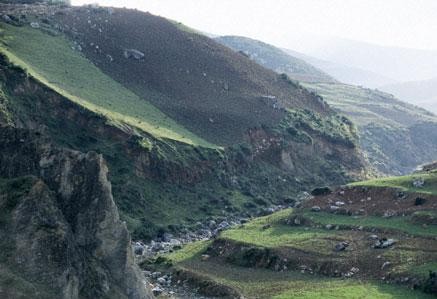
[71,0,437,51]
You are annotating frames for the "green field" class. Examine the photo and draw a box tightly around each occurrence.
[302,211,437,237]
[159,238,434,299]
[153,205,437,298]
[0,23,215,147]
[349,171,437,195]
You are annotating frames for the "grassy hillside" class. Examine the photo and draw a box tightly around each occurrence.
[305,83,437,174]
[53,7,331,146]
[349,169,437,195]
[215,35,437,174]
[0,23,214,147]
[216,36,335,83]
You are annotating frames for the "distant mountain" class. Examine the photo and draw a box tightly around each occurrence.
[380,77,437,114]
[282,48,399,88]
[215,36,336,83]
[288,37,437,84]
[217,35,437,174]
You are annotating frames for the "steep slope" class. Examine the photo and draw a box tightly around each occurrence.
[53,6,332,146]
[0,127,152,299]
[380,77,437,114]
[215,35,336,83]
[217,35,437,175]
[0,4,367,240]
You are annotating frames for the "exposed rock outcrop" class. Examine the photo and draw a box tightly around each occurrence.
[0,127,153,299]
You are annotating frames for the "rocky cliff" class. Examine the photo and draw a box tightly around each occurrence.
[0,127,152,299]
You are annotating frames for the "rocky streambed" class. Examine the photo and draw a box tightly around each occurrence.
[132,204,295,298]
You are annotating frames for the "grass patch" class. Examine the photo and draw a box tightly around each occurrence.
[303,211,437,237]
[0,23,215,148]
[158,209,435,298]
[273,282,433,299]
[349,171,437,195]
[165,240,211,264]
[176,255,432,299]
[220,209,340,252]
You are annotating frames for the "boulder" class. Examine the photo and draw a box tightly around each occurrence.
[157,277,167,285]
[123,48,145,60]
[152,286,163,296]
[134,243,145,255]
[311,205,321,212]
[413,178,425,188]
[30,22,40,28]
[334,241,349,252]
[373,238,396,249]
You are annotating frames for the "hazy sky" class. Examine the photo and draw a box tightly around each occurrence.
[71,0,437,51]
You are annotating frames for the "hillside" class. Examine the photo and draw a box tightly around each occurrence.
[217,35,437,175]
[0,3,367,242]
[305,83,437,175]
[148,169,437,298]
[215,36,336,84]
[380,78,437,114]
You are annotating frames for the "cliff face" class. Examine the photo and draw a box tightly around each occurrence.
[0,127,152,299]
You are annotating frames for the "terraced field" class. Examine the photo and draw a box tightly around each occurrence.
[147,171,437,298]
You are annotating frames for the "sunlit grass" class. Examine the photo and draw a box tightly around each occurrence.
[0,23,216,148]
[349,171,437,195]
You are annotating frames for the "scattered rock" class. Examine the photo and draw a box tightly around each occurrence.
[330,205,340,212]
[30,22,40,28]
[369,234,379,240]
[311,205,321,212]
[413,178,425,188]
[345,267,360,277]
[133,242,145,255]
[123,48,145,60]
[157,276,167,285]
[396,191,407,200]
[152,286,163,296]
[373,238,396,249]
[383,210,396,218]
[334,241,349,252]
[2,14,12,23]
